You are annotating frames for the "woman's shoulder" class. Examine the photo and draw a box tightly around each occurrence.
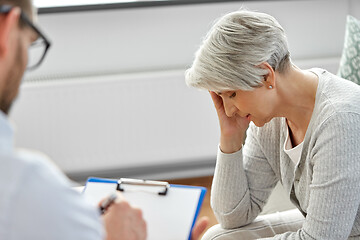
[310,69,360,127]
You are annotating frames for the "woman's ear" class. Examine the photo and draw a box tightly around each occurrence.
[0,7,21,59]
[259,62,276,89]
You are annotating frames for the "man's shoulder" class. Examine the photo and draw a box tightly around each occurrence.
[0,150,104,240]
[0,148,71,195]
[16,148,70,187]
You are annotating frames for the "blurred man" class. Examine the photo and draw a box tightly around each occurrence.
[0,0,207,239]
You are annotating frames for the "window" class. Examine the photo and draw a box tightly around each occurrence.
[33,0,247,13]
[33,0,161,8]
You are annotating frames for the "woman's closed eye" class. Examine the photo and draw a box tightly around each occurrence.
[229,92,236,98]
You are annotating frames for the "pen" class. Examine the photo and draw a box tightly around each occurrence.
[99,193,118,215]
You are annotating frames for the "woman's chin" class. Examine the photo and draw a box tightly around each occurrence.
[252,118,270,127]
[253,121,266,127]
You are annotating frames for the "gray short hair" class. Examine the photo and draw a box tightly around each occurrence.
[185,9,290,92]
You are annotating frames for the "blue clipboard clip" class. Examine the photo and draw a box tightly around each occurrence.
[116,178,170,196]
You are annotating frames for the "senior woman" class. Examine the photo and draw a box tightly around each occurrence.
[185,9,360,240]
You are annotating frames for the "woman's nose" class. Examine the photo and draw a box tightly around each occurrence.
[223,101,237,117]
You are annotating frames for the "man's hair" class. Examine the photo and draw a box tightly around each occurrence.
[185,9,291,92]
[0,0,33,23]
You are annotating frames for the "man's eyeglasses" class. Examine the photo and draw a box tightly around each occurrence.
[0,5,51,70]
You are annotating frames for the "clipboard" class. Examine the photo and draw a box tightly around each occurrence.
[82,177,207,240]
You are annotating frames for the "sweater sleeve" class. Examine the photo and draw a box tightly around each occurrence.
[211,124,279,229]
[265,112,360,240]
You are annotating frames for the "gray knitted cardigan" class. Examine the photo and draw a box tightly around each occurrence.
[211,69,360,239]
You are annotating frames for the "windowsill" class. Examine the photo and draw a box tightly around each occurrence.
[38,0,265,14]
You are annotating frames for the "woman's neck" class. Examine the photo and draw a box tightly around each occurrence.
[276,65,319,144]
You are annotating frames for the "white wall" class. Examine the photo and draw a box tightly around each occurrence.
[10,0,357,180]
[25,0,351,80]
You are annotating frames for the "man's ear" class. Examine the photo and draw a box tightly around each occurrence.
[0,7,21,58]
[259,62,276,89]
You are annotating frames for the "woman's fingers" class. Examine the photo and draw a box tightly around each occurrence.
[191,216,209,240]
[209,91,223,110]
[209,91,227,119]
[208,91,248,153]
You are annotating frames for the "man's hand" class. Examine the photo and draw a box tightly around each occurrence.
[191,216,209,240]
[100,193,147,240]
